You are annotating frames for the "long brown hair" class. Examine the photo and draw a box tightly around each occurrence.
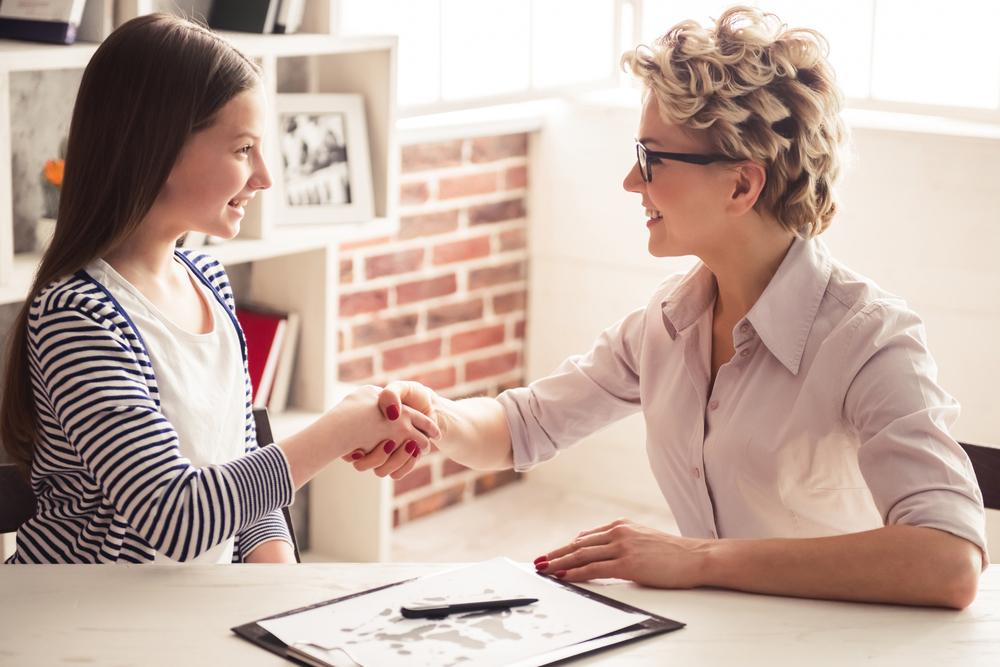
[1,14,260,472]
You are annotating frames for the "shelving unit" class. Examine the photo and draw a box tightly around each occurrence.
[0,2,397,562]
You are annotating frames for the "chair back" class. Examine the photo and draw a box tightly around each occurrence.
[253,407,301,563]
[0,463,36,534]
[959,442,1000,511]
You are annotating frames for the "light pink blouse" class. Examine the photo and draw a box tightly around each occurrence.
[498,237,988,560]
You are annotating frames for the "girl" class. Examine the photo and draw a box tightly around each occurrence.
[0,14,435,564]
[354,7,987,608]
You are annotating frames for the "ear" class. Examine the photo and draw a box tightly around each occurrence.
[726,162,767,216]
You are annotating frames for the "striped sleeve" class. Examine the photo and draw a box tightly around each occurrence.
[27,298,295,563]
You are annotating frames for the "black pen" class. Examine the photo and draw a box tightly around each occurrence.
[401,597,538,619]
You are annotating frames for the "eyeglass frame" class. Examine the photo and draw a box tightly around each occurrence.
[635,140,743,183]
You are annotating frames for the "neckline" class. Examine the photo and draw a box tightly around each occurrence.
[93,257,218,339]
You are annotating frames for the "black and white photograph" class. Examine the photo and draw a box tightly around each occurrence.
[280,112,351,207]
[274,93,373,224]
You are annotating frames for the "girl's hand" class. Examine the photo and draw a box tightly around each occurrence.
[341,381,441,478]
[533,519,712,588]
[329,385,439,463]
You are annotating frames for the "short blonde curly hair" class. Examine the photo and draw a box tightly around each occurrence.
[622,5,846,237]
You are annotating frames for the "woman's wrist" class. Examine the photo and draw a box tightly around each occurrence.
[697,537,736,588]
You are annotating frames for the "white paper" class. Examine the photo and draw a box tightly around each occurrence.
[260,557,649,667]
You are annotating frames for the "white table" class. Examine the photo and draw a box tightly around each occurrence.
[1,563,998,666]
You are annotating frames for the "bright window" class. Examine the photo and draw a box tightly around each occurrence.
[338,0,1000,118]
[337,0,618,113]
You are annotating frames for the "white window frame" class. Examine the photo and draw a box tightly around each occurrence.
[335,0,631,118]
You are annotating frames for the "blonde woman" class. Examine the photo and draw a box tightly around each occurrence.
[351,6,987,608]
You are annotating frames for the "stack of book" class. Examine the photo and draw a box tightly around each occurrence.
[208,0,305,34]
[0,0,113,45]
[236,305,300,411]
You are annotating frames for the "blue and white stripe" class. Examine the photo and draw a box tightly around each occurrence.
[7,250,293,564]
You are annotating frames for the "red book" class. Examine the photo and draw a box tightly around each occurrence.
[236,307,288,408]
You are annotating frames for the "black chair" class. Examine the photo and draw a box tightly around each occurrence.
[1,412,301,563]
[0,463,36,535]
[959,442,1000,511]
[253,407,302,563]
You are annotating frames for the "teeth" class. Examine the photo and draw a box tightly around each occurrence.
[645,208,662,219]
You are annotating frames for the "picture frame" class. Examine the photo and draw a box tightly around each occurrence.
[274,93,374,225]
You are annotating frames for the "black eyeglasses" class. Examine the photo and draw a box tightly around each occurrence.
[635,140,741,183]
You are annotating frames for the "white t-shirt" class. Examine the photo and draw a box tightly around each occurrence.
[87,258,246,564]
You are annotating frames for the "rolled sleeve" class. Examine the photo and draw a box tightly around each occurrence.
[844,301,988,564]
[498,307,646,472]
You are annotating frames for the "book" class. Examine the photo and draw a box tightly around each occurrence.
[236,306,287,408]
[208,0,279,34]
[0,0,88,44]
[77,0,113,42]
[266,311,299,412]
[273,0,305,35]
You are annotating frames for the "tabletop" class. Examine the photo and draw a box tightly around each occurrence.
[0,563,997,666]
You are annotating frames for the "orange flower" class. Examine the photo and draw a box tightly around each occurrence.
[44,159,64,188]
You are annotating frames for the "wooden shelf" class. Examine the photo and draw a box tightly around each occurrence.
[0,32,396,72]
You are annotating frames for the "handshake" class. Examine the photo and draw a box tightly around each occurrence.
[333,380,444,481]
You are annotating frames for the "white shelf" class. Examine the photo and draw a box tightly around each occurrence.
[0,251,38,306]
[0,33,396,72]
[0,8,397,562]
[0,219,395,306]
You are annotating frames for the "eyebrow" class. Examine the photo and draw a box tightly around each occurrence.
[637,136,664,148]
[234,132,261,142]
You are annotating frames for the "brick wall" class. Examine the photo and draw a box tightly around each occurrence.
[336,133,530,527]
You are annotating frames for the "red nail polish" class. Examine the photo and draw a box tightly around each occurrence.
[554,570,567,578]
[405,440,418,456]
[386,404,400,421]
[534,560,548,570]
[351,450,364,460]
[383,441,396,454]
[533,556,547,565]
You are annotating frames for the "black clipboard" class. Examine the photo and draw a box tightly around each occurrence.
[231,571,684,666]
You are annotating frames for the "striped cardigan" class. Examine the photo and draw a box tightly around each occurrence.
[7,250,294,564]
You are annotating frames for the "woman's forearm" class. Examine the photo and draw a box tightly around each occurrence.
[431,395,514,470]
[702,525,983,609]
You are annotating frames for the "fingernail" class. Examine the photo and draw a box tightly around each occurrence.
[533,555,547,565]
[404,440,418,456]
[386,405,400,421]
[534,560,548,571]
[383,440,396,454]
[554,570,567,578]
[351,450,364,460]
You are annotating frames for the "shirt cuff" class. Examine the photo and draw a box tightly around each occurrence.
[886,488,990,569]
[497,387,560,473]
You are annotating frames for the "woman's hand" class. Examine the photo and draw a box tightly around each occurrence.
[533,518,712,588]
[329,384,439,461]
[341,381,440,479]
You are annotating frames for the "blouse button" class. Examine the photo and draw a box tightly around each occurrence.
[708,399,719,411]
[739,348,751,358]
[739,323,750,334]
